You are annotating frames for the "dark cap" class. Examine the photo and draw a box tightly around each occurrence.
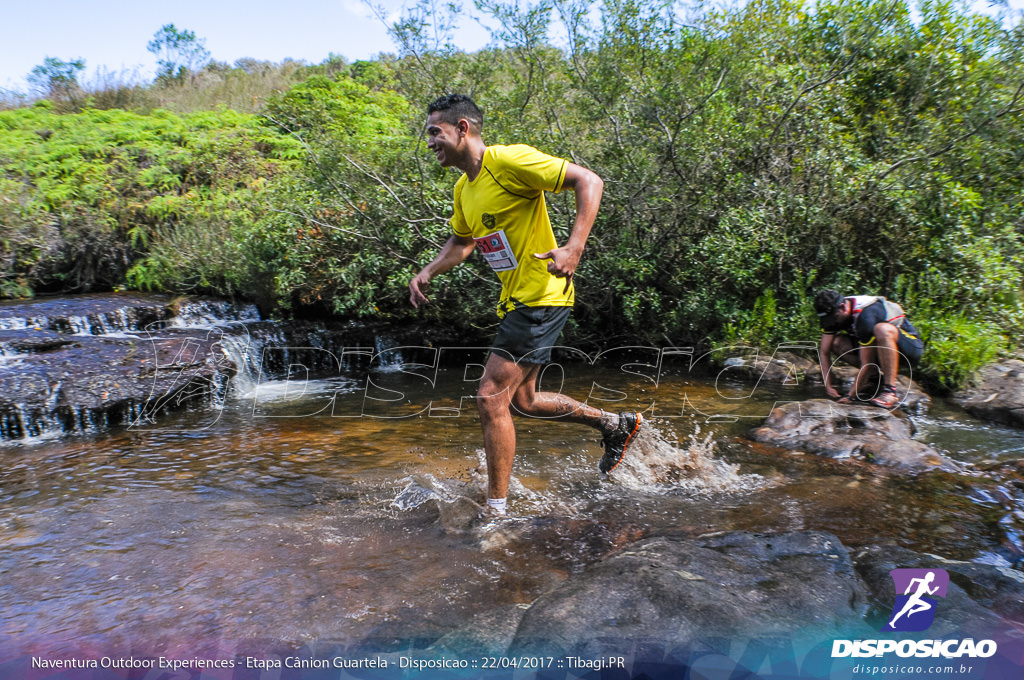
[813,289,845,330]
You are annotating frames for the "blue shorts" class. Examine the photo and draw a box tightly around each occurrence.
[490,305,571,365]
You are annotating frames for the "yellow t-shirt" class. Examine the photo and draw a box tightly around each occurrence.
[450,144,573,317]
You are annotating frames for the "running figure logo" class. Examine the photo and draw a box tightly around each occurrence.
[883,568,949,632]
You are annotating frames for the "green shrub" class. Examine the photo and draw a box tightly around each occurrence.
[915,313,1010,392]
[0,105,301,296]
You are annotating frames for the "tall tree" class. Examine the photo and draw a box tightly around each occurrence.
[27,56,86,107]
[147,24,211,83]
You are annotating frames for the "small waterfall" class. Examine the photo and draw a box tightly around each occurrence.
[373,335,406,371]
[0,295,173,336]
[0,316,41,331]
[169,299,261,328]
[216,325,286,400]
[0,294,410,443]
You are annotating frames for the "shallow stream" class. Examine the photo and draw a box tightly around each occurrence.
[1,298,1023,658]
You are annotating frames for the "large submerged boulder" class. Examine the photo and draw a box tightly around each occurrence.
[951,359,1024,429]
[430,531,1024,660]
[749,399,956,472]
[507,531,874,657]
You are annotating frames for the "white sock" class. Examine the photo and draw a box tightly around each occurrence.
[486,497,507,515]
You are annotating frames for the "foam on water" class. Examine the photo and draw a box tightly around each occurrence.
[382,423,773,551]
[241,376,356,404]
[610,421,768,495]
[388,450,585,538]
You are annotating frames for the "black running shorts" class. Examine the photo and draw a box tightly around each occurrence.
[895,321,924,367]
[490,305,572,365]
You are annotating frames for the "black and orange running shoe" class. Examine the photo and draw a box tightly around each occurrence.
[598,412,643,474]
[869,385,901,410]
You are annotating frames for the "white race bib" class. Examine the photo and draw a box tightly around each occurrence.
[474,230,519,272]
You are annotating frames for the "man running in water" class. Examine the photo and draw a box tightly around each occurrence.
[409,94,643,515]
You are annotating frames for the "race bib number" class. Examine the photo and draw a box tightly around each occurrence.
[475,230,519,272]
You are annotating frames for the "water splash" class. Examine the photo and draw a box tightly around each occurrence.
[390,473,485,532]
[610,421,766,494]
[389,449,580,534]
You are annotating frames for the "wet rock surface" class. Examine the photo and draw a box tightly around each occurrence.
[749,399,957,471]
[426,531,1024,658]
[951,359,1024,428]
[0,294,371,442]
[713,348,821,385]
[854,544,1024,636]
[827,368,933,414]
[710,347,931,412]
[710,344,932,416]
[0,294,227,440]
[0,329,232,439]
[0,292,177,334]
[0,293,514,443]
[506,531,873,657]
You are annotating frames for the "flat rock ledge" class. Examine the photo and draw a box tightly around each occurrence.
[748,399,956,472]
[828,370,933,415]
[715,349,821,385]
[428,531,1023,658]
[0,325,233,441]
[952,359,1024,429]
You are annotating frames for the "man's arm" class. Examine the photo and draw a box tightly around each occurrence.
[409,235,477,308]
[533,162,604,288]
[819,333,842,399]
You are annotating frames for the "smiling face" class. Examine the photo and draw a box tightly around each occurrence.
[425,111,464,168]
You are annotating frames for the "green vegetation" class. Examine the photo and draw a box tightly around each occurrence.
[1,0,1022,390]
[27,57,86,108]
[0,103,300,298]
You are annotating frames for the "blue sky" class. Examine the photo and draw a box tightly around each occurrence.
[1,0,1021,94]
[0,0,491,93]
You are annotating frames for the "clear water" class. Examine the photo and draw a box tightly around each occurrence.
[1,350,1021,659]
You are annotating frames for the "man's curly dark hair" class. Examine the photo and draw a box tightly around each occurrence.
[427,94,484,134]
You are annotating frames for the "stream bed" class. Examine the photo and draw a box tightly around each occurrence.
[1,294,1023,664]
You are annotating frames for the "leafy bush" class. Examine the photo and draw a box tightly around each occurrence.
[0,105,301,296]
[914,313,1010,392]
[0,0,1021,390]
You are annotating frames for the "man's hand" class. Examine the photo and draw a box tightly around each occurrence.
[534,246,581,294]
[537,163,602,295]
[408,235,477,309]
[409,271,432,308]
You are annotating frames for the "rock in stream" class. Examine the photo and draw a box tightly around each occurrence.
[0,293,363,442]
[749,399,957,472]
[951,359,1024,429]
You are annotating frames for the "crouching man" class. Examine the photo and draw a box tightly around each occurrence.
[813,289,924,409]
